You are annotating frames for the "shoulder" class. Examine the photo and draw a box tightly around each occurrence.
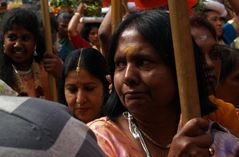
[210,121,239,157]
[87,117,117,132]
[209,95,236,111]
[207,95,239,137]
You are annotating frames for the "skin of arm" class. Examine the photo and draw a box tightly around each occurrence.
[68,3,85,37]
[98,7,112,57]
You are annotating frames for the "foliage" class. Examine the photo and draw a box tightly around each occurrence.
[49,0,102,16]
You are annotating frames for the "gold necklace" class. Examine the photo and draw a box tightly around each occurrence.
[13,60,44,98]
[139,128,171,149]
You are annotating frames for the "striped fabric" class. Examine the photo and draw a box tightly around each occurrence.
[0,96,106,157]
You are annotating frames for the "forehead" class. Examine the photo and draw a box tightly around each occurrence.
[115,28,161,59]
[65,70,100,83]
[4,25,33,35]
[206,10,221,18]
[191,27,216,46]
[90,27,98,33]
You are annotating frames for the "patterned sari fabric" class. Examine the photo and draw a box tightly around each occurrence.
[16,62,50,99]
[88,117,145,157]
[0,79,18,96]
[88,117,239,157]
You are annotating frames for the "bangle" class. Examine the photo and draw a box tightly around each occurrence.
[74,12,80,17]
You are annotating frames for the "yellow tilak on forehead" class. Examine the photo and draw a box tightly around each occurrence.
[123,46,135,55]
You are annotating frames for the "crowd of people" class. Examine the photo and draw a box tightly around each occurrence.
[0,0,239,156]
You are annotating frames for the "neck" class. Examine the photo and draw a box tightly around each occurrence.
[131,103,180,145]
[12,59,33,71]
[119,109,179,157]
[132,105,180,147]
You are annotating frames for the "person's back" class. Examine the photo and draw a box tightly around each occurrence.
[0,96,105,157]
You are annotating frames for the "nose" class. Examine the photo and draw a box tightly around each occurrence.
[123,64,139,86]
[13,39,22,48]
[204,53,215,71]
[76,90,86,104]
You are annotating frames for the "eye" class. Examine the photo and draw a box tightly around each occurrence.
[115,59,127,70]
[7,34,17,41]
[65,85,78,94]
[209,50,221,60]
[21,34,33,42]
[136,59,150,67]
[84,85,96,92]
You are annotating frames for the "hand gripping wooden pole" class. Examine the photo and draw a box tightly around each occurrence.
[40,0,58,101]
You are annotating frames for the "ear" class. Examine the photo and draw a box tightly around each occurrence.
[3,44,6,54]
[106,74,112,94]
[106,74,112,84]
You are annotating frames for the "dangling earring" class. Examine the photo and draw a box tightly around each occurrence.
[33,46,37,57]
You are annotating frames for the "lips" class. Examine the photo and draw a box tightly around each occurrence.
[12,48,25,56]
[124,91,146,99]
[74,107,89,112]
[205,74,217,86]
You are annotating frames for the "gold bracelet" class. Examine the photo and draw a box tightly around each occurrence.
[74,12,80,17]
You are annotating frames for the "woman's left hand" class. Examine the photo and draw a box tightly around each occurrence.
[168,117,213,157]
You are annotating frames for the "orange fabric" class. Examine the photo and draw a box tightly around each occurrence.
[205,95,239,137]
[20,63,50,100]
[39,63,50,100]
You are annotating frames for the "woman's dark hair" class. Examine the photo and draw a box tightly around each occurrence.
[213,45,239,82]
[104,9,216,120]
[0,8,44,91]
[192,38,217,115]
[81,23,100,42]
[1,8,39,40]
[57,10,73,21]
[59,48,109,115]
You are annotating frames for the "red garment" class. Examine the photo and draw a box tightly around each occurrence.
[134,0,198,10]
[69,34,92,49]
[102,0,135,7]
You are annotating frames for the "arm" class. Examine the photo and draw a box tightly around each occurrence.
[98,7,112,57]
[68,3,85,37]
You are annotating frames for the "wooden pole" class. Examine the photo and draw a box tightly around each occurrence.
[168,0,201,124]
[111,0,122,33]
[111,0,127,33]
[40,0,58,101]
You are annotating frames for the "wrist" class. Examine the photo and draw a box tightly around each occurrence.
[74,12,81,17]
